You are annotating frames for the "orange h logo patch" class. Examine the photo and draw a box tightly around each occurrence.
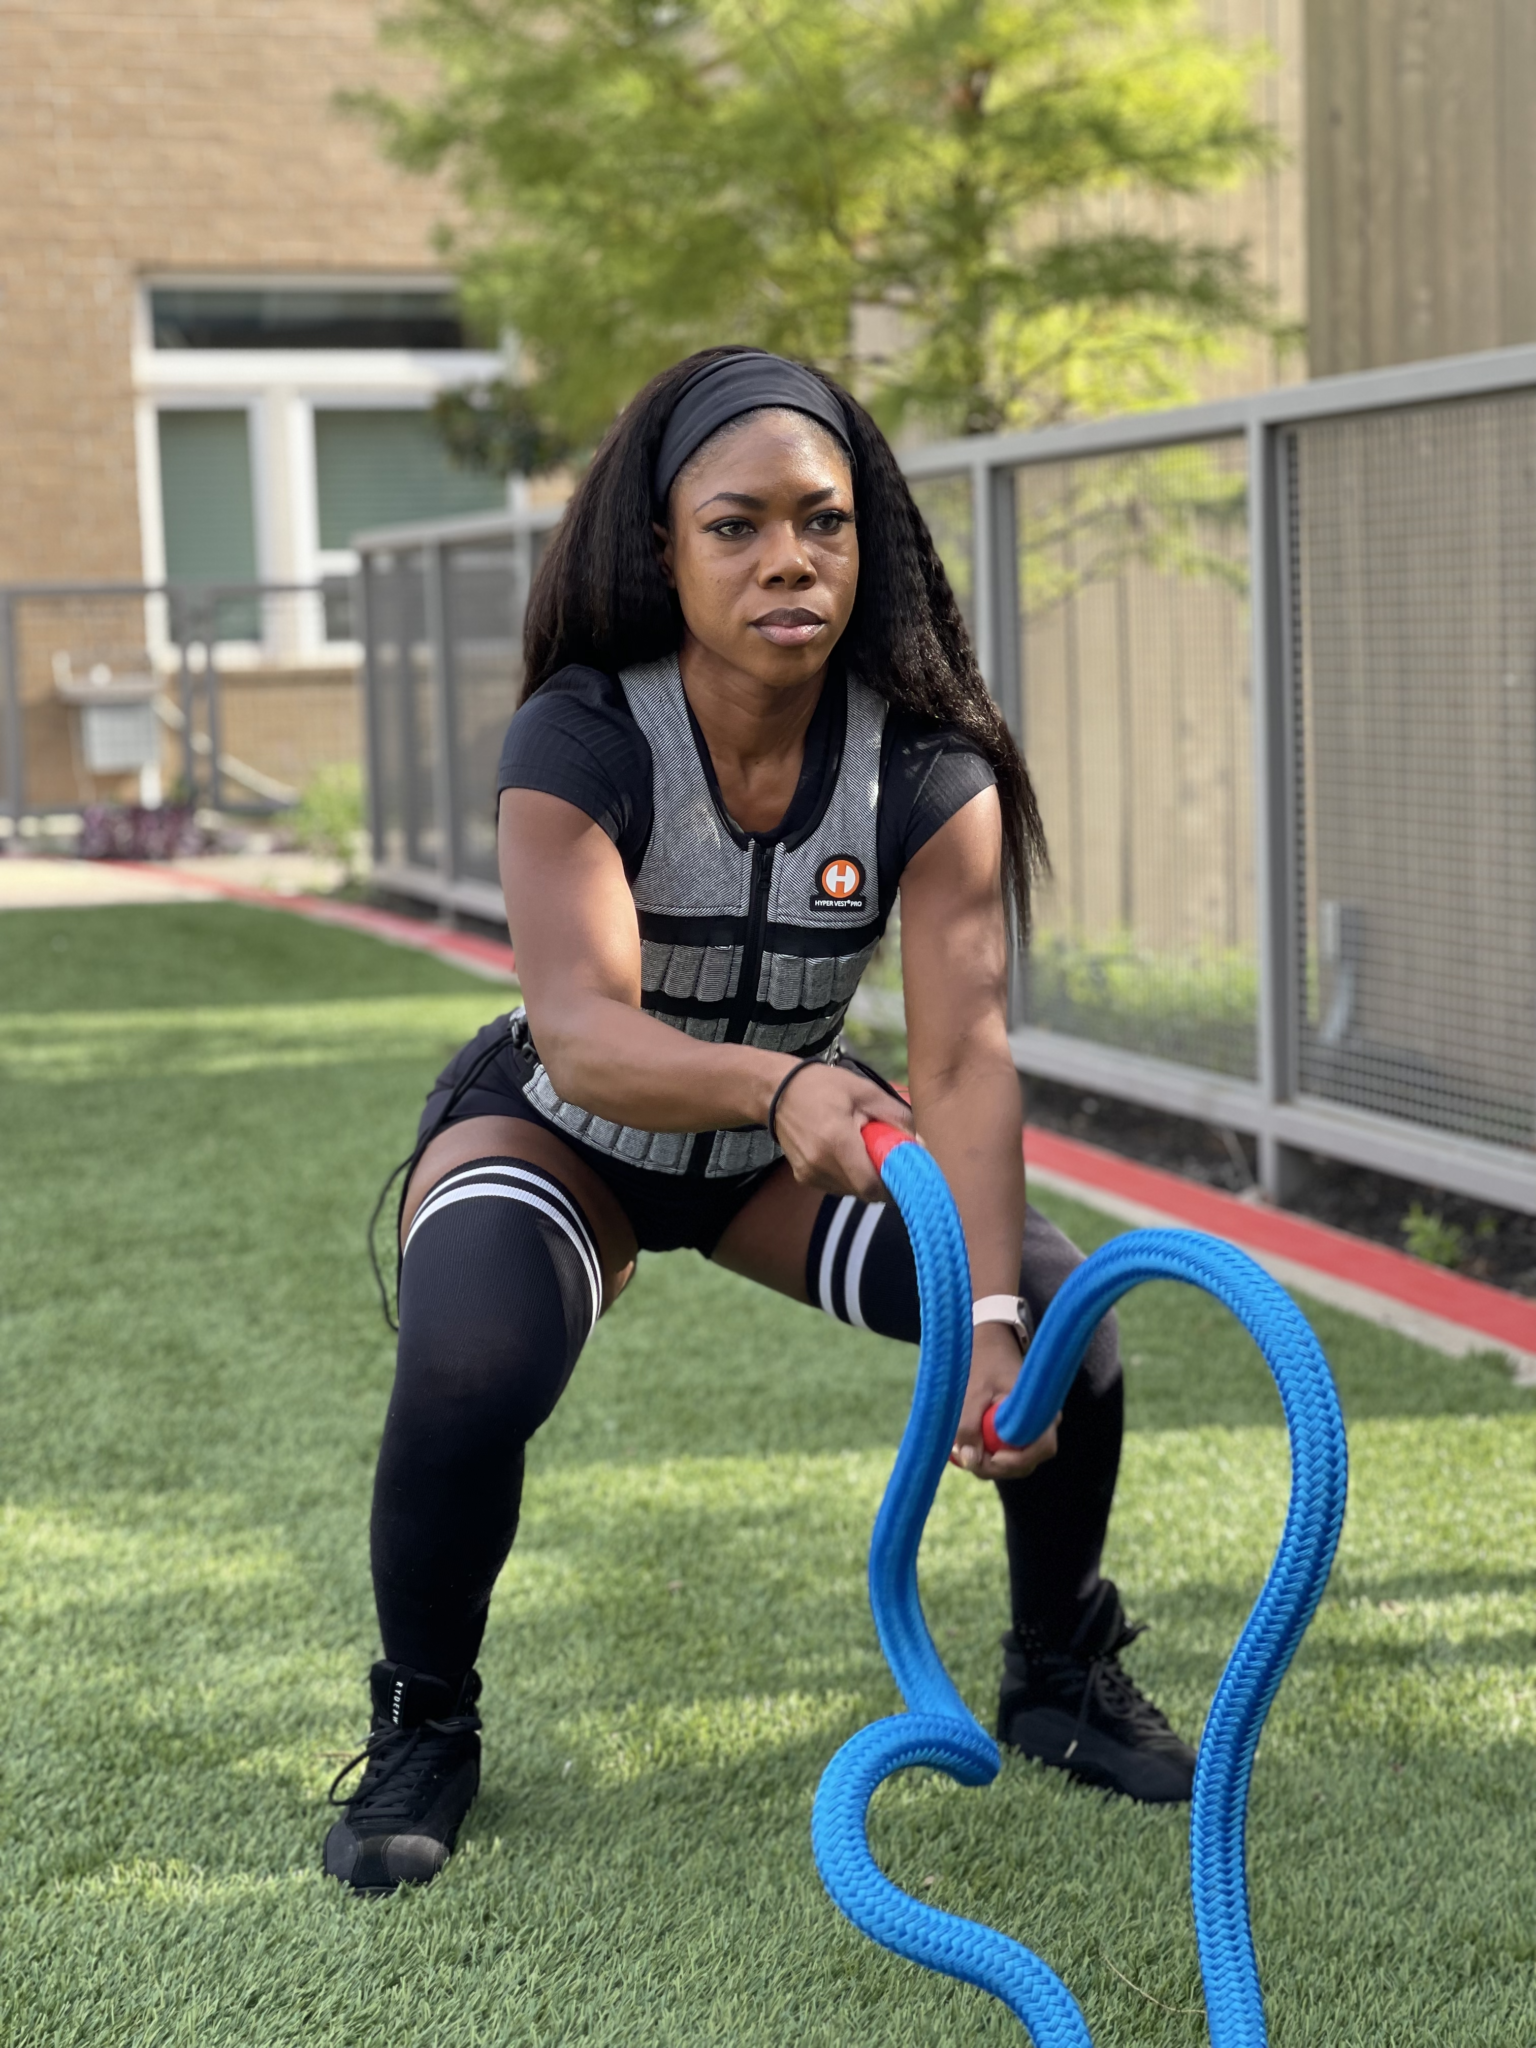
[813,856,866,908]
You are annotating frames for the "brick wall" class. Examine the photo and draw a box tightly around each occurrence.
[0,0,449,587]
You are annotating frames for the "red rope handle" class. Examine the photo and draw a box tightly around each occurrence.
[860,1119,912,1173]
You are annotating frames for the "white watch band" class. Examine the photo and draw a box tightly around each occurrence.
[972,1294,1032,1350]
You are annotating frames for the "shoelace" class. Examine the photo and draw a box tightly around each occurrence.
[326,1713,480,1826]
[1059,1625,1177,1761]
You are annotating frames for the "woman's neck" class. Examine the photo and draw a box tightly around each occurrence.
[678,634,827,834]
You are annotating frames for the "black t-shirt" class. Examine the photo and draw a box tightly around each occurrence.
[496,663,994,915]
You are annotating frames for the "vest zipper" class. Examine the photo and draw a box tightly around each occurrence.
[684,838,774,1178]
[725,839,775,1045]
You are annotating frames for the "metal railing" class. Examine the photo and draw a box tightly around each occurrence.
[0,580,356,817]
[355,345,1536,1217]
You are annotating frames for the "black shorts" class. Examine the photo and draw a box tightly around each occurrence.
[416,1016,779,1257]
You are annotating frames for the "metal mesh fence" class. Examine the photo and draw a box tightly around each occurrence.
[347,363,1536,1210]
[443,533,549,886]
[9,591,159,811]
[2,586,358,814]
[368,551,434,872]
[1290,395,1536,1148]
[1015,438,1257,1077]
[908,472,974,634]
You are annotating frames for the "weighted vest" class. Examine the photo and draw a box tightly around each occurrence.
[519,653,887,1177]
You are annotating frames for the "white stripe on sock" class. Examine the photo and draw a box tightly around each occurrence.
[817,1196,857,1318]
[404,1181,601,1333]
[841,1204,884,1331]
[408,1162,602,1300]
[414,1161,596,1257]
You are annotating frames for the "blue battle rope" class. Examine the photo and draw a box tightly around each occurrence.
[810,1122,1348,2046]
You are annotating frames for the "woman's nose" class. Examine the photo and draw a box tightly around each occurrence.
[761,523,814,584]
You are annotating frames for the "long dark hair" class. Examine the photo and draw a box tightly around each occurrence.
[522,348,1047,935]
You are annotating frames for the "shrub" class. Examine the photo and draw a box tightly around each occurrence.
[287,764,366,875]
[1400,1202,1466,1269]
[78,804,219,861]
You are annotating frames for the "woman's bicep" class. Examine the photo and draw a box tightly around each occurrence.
[498,788,641,1010]
[898,787,1011,1072]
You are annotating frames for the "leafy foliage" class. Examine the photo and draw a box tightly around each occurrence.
[429,377,580,480]
[350,0,1283,459]
[1400,1202,1468,1272]
[284,764,367,878]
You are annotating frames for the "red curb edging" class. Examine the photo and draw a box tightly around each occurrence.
[107,862,517,980]
[1025,1124,1536,1355]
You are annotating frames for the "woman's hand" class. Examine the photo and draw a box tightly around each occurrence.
[951,1323,1059,1481]
[770,1061,914,1203]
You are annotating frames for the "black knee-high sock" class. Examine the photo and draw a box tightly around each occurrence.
[806,1194,1124,1649]
[369,1158,600,1685]
[995,1208,1123,1647]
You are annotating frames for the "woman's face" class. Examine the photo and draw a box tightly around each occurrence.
[659,408,858,691]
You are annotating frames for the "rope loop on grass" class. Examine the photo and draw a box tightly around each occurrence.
[811,1123,1348,2046]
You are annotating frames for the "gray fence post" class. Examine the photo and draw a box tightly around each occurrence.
[978,460,1022,741]
[0,592,22,825]
[423,540,458,909]
[1249,418,1305,1203]
[356,554,384,869]
[172,592,198,804]
[205,641,224,814]
[972,457,1030,1026]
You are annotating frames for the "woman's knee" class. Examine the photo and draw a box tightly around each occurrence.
[394,1156,603,1440]
[1019,1203,1120,1395]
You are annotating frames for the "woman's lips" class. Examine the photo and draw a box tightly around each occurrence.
[753,608,826,646]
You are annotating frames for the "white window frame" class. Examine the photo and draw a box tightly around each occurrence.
[133,275,507,661]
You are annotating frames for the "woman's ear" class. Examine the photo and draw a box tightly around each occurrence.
[652,520,677,590]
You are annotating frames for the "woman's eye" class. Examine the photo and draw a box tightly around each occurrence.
[808,511,853,533]
[707,518,755,539]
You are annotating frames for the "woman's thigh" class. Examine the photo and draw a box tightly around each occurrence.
[403,1114,640,1313]
[709,1160,829,1303]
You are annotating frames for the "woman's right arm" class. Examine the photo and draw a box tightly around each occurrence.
[499,788,904,1201]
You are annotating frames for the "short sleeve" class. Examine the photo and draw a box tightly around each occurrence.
[496,665,653,877]
[877,715,996,901]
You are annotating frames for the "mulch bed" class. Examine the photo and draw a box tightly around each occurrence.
[1023,1075,1536,1299]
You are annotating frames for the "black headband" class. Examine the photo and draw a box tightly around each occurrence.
[652,351,853,511]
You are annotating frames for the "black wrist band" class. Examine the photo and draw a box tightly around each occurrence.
[765,1056,825,1148]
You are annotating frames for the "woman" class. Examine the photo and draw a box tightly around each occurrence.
[324,349,1194,1897]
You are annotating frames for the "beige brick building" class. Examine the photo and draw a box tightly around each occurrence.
[0,0,512,589]
[0,2,513,809]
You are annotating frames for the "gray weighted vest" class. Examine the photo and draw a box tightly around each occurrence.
[520,653,887,1177]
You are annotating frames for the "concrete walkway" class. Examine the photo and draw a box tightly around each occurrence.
[0,851,345,909]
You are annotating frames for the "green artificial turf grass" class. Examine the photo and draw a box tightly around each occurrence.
[2,900,1535,2045]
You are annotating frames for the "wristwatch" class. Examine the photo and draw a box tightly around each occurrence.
[972,1293,1032,1356]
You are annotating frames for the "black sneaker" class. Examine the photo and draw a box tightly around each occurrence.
[323,1661,482,1895]
[997,1581,1195,1805]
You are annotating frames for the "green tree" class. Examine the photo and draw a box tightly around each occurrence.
[354,0,1281,460]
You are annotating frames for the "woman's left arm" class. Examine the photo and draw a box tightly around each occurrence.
[900,786,1057,1482]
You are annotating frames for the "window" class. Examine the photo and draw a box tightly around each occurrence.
[157,410,258,582]
[315,410,504,546]
[136,279,507,653]
[150,287,469,351]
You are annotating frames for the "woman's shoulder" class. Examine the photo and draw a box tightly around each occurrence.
[517,662,634,719]
[498,665,653,870]
[882,701,994,777]
[876,702,996,882]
